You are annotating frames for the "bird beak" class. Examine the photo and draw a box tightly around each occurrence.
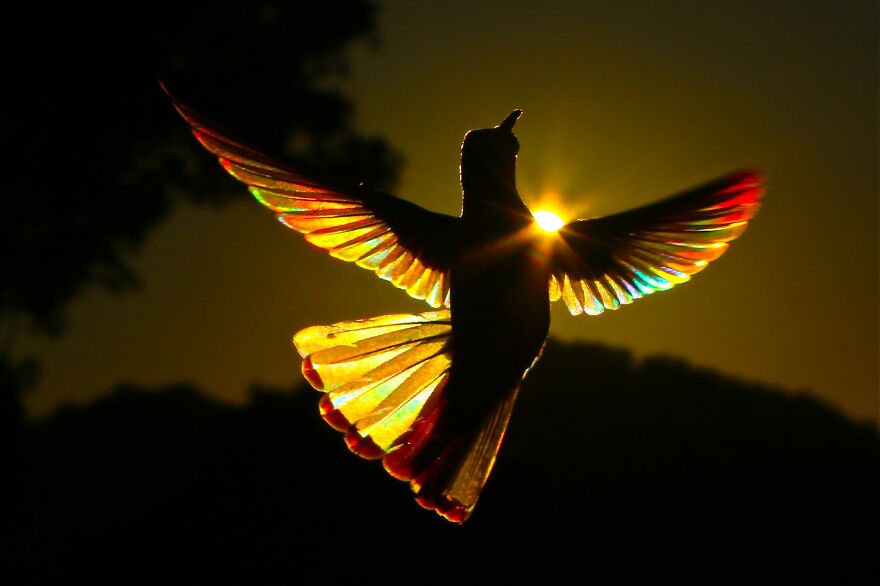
[498,109,522,132]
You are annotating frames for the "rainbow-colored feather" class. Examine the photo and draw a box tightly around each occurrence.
[171,99,453,309]
[550,172,763,315]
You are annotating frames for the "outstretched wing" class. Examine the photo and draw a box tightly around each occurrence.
[549,171,764,315]
[167,91,457,308]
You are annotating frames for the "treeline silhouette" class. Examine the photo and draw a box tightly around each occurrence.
[8,339,877,584]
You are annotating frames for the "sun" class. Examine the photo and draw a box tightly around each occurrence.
[532,209,565,232]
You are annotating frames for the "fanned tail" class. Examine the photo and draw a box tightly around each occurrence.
[384,382,520,522]
[294,310,517,522]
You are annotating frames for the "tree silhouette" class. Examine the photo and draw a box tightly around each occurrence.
[2,0,400,336]
[0,2,401,485]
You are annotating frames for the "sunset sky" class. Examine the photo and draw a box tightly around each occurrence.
[21,1,877,423]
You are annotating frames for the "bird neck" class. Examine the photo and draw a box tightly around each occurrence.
[460,159,526,221]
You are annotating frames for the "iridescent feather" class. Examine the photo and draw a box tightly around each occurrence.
[167,93,456,308]
[550,171,764,315]
[294,310,511,521]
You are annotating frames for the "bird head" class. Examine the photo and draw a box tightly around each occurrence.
[460,110,522,195]
[462,110,521,161]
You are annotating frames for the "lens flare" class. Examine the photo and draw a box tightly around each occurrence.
[532,210,564,232]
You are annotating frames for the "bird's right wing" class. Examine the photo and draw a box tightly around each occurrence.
[167,90,458,309]
[549,171,764,315]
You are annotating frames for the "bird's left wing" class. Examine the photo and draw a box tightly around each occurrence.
[549,171,764,315]
[168,94,457,308]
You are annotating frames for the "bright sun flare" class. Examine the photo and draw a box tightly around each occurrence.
[532,210,564,232]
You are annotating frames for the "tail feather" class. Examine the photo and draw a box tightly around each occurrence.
[294,310,521,522]
[294,312,451,457]
[446,385,519,510]
[406,386,520,523]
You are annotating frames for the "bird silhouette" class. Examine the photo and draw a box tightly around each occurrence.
[166,90,764,522]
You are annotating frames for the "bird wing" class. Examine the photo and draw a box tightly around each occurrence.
[168,95,457,309]
[548,171,764,315]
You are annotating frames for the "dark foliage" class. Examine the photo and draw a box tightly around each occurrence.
[9,339,877,584]
[1,0,400,334]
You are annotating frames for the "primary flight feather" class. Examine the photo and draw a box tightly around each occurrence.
[167,88,764,522]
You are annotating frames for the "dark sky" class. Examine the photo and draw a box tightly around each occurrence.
[21,1,878,423]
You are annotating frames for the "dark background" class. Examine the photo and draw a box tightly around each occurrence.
[2,1,877,582]
[7,343,880,583]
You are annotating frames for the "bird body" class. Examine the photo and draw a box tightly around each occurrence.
[380,111,554,518]
[167,87,764,522]
[451,109,552,396]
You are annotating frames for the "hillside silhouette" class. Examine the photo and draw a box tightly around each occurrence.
[7,339,877,584]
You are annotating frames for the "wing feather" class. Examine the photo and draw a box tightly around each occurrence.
[166,88,457,308]
[550,171,764,316]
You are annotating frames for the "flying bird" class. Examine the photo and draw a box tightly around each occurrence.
[166,90,764,522]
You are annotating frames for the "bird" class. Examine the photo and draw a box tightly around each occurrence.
[166,89,764,523]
